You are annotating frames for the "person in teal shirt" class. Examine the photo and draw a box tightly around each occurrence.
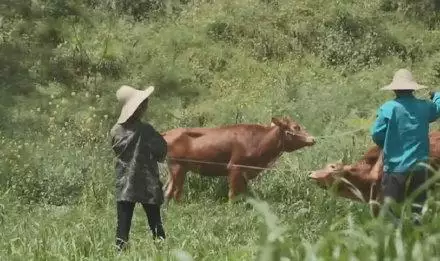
[370,68,440,225]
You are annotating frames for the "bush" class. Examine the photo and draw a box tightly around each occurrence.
[380,0,440,28]
[2,1,440,259]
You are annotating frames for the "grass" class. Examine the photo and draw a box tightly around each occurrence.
[2,0,440,260]
[2,181,440,260]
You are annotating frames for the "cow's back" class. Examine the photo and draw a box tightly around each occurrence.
[162,124,275,176]
[428,131,440,167]
[352,130,440,181]
[163,124,270,150]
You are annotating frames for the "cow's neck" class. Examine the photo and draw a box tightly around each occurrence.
[256,127,284,166]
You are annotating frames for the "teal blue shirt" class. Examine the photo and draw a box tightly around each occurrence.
[370,92,440,174]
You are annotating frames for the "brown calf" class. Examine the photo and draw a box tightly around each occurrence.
[309,130,440,216]
[162,117,316,202]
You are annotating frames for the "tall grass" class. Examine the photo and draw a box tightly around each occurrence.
[2,0,440,260]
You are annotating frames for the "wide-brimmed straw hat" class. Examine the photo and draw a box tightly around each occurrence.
[381,69,427,91]
[116,85,154,124]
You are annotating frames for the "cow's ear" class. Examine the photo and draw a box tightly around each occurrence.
[271,117,285,128]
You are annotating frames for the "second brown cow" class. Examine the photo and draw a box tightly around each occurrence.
[309,130,440,216]
[162,117,316,202]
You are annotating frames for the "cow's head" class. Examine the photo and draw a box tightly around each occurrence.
[270,117,316,151]
[308,160,378,202]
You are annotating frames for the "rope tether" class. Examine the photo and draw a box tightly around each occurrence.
[162,127,369,171]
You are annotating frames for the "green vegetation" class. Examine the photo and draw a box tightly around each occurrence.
[2,0,440,260]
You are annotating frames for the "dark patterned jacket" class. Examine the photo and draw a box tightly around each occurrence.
[110,120,167,204]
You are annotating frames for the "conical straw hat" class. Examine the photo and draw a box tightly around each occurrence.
[381,69,427,91]
[116,85,154,124]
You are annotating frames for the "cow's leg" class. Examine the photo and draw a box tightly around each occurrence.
[164,176,174,203]
[227,168,247,201]
[173,168,187,202]
[165,163,185,202]
[165,162,187,202]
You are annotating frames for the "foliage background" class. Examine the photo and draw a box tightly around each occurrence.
[2,0,440,260]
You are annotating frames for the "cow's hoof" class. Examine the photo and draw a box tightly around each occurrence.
[228,194,246,204]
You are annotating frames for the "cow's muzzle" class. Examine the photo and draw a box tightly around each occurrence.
[308,171,327,188]
[306,136,316,145]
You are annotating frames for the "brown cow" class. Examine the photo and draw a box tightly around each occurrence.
[309,130,440,216]
[162,117,316,202]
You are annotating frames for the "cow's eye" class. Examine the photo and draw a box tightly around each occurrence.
[285,130,294,136]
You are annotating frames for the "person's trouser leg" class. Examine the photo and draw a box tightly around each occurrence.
[116,201,136,250]
[142,204,166,240]
[381,173,405,226]
[406,170,428,225]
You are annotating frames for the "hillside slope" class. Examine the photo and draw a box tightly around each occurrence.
[1,0,440,260]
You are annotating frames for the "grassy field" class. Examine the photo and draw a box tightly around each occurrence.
[2,0,440,260]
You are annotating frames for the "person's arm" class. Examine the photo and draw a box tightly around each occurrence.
[370,107,388,149]
[428,92,440,122]
[110,125,121,153]
[369,150,384,181]
[145,125,168,162]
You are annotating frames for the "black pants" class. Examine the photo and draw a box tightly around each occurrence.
[116,201,165,250]
[381,170,427,223]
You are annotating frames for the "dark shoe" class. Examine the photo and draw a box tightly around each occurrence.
[412,215,423,226]
[116,238,128,252]
[152,226,166,240]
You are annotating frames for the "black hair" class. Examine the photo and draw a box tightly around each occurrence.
[123,99,149,124]
[394,90,414,96]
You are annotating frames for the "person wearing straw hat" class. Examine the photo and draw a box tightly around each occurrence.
[370,68,440,226]
[110,85,167,251]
